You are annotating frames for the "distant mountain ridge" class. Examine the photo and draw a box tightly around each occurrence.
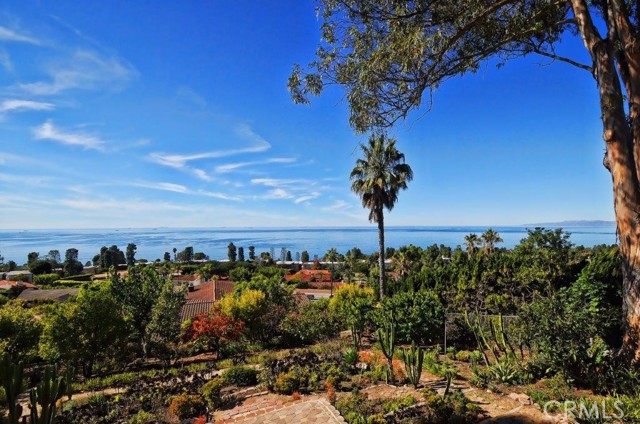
[523,220,615,227]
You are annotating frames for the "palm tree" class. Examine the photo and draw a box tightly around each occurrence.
[324,247,340,295]
[481,228,503,255]
[463,233,480,257]
[391,250,411,281]
[350,133,413,299]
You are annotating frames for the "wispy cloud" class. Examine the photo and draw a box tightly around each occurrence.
[294,192,320,204]
[132,181,189,194]
[150,123,271,169]
[131,180,242,201]
[264,188,294,200]
[33,120,106,151]
[0,26,41,45]
[0,49,13,72]
[18,49,137,95]
[215,157,296,173]
[0,99,54,113]
[250,178,306,188]
[323,200,351,211]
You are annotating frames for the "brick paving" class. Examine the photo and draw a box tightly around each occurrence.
[214,394,346,423]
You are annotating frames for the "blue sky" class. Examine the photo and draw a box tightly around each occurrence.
[0,1,613,229]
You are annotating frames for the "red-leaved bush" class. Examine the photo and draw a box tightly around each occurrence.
[185,305,244,355]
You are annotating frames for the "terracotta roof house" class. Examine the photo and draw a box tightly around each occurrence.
[0,280,37,290]
[181,280,236,321]
[2,271,34,283]
[172,274,204,286]
[18,288,79,302]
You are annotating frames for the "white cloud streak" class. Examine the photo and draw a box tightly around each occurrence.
[18,49,137,95]
[33,120,105,151]
[149,123,271,168]
[131,180,242,201]
[0,26,41,45]
[0,99,54,113]
[215,157,297,173]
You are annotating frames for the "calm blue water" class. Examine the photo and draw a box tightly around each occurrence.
[0,226,617,264]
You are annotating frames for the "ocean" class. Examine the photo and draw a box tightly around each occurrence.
[0,225,617,265]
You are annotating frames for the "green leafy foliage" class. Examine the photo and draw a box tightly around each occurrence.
[200,377,225,409]
[381,290,444,345]
[40,284,129,377]
[0,303,42,361]
[222,366,258,387]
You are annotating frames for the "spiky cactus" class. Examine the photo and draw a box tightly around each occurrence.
[377,319,396,384]
[402,343,424,389]
[63,365,75,401]
[29,365,65,424]
[0,354,24,424]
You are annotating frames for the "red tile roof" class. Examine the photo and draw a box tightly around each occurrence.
[181,301,215,322]
[0,280,37,290]
[186,280,235,303]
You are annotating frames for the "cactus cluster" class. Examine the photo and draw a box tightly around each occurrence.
[376,319,396,384]
[401,343,424,389]
[29,365,66,424]
[464,310,521,366]
[0,354,24,424]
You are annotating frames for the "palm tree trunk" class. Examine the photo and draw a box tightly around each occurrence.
[377,209,385,299]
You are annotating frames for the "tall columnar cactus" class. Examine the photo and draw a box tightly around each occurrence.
[0,354,24,424]
[29,365,65,424]
[377,319,396,384]
[402,343,424,389]
[63,365,75,401]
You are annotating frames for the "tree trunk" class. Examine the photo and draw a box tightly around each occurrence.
[377,209,385,299]
[570,0,640,362]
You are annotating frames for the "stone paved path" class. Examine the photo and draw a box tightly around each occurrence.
[214,394,346,424]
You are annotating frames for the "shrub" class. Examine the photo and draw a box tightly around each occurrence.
[128,410,155,424]
[469,368,490,389]
[168,394,206,420]
[487,360,519,385]
[381,290,444,345]
[223,366,258,387]
[514,254,622,389]
[422,389,480,423]
[454,350,473,362]
[343,347,358,366]
[201,377,225,409]
[274,371,300,395]
[34,273,60,286]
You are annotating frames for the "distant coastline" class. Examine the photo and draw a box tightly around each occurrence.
[0,225,618,264]
[522,220,615,227]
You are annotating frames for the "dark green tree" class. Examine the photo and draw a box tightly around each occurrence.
[238,246,245,262]
[126,243,137,266]
[301,250,310,263]
[63,248,83,277]
[110,266,167,358]
[228,242,237,262]
[27,252,39,265]
[164,251,171,262]
[147,281,186,365]
[350,133,413,299]
[45,250,60,266]
[177,246,194,262]
[248,246,255,261]
[39,284,128,377]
